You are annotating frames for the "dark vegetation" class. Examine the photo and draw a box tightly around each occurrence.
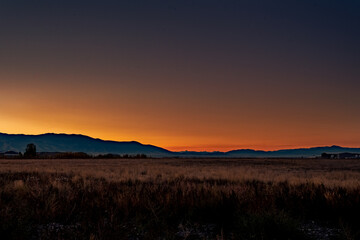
[321,153,360,159]
[41,153,148,159]
[0,150,148,159]
[24,143,37,159]
[1,144,146,159]
[0,170,359,240]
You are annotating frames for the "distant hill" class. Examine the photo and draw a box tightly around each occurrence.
[1,133,360,158]
[0,133,172,157]
[226,146,360,158]
[176,146,360,158]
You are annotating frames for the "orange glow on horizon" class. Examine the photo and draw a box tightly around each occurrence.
[1,119,360,152]
[1,73,360,152]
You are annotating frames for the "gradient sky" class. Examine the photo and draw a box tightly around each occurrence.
[1,0,360,151]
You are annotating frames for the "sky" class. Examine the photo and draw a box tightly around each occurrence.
[1,0,360,151]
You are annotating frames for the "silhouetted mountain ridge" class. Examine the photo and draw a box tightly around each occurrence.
[1,133,360,158]
[0,133,172,157]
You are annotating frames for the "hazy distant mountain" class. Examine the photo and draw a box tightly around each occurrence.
[0,133,172,157]
[1,133,360,158]
[226,146,360,158]
[174,146,360,158]
[176,146,360,158]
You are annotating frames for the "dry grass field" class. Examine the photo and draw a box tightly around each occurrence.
[2,158,360,187]
[1,158,360,239]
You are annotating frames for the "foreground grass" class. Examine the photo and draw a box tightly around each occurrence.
[1,169,359,239]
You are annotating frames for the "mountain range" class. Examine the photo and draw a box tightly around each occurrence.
[0,133,171,157]
[1,133,360,158]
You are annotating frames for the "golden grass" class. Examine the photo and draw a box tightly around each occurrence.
[1,158,359,188]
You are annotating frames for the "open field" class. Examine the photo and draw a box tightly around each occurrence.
[1,158,360,187]
[1,158,360,239]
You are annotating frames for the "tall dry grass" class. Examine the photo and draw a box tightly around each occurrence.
[1,158,359,188]
[0,158,359,239]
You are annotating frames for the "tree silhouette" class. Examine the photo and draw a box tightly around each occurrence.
[24,143,37,158]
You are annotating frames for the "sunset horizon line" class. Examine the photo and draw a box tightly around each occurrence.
[1,131,358,152]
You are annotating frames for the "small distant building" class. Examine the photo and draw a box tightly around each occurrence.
[321,152,360,159]
[4,151,20,158]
